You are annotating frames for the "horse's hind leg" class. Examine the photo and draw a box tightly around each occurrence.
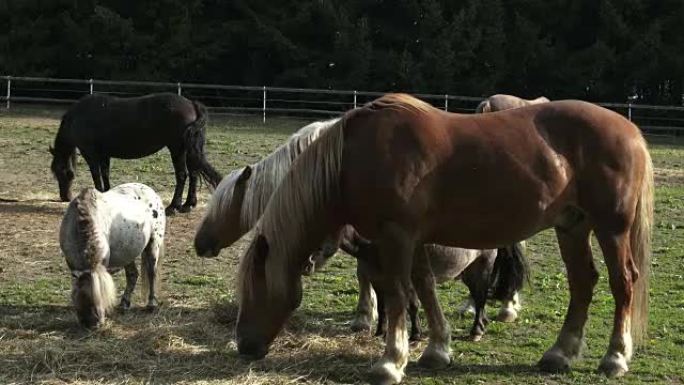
[595,230,636,377]
[166,147,187,215]
[539,220,597,373]
[411,246,451,369]
[142,237,163,310]
[119,262,139,310]
[368,222,415,385]
[181,171,199,213]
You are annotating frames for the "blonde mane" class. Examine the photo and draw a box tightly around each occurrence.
[238,118,346,299]
[73,188,108,267]
[368,93,435,115]
[208,118,340,229]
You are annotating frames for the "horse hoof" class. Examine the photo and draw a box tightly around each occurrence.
[165,206,179,216]
[598,353,629,378]
[469,333,483,342]
[368,361,404,385]
[119,298,131,311]
[418,345,451,369]
[350,317,373,333]
[538,349,572,373]
[496,308,518,323]
[179,204,194,213]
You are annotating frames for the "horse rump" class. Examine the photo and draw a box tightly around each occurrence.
[184,101,223,188]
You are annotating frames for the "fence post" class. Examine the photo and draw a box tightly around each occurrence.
[5,76,10,109]
[444,94,448,111]
[353,90,357,109]
[89,78,93,94]
[177,82,182,96]
[262,86,267,123]
[628,103,632,121]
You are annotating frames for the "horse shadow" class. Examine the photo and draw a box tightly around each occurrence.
[0,201,65,216]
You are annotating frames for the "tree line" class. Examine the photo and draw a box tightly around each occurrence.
[1,0,683,104]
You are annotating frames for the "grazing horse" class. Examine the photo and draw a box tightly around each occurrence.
[476,93,550,113]
[193,117,526,340]
[60,183,165,328]
[233,94,652,384]
[50,93,222,215]
[315,225,528,341]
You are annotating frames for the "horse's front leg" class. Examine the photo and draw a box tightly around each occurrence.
[368,223,415,385]
[101,157,111,192]
[84,156,104,192]
[411,246,451,368]
[120,262,138,310]
[166,148,187,216]
[352,260,377,332]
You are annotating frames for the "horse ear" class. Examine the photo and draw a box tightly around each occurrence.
[238,166,252,183]
[255,234,269,263]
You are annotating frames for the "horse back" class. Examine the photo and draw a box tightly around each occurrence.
[339,99,644,248]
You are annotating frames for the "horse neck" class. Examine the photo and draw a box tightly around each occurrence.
[54,130,76,164]
[75,192,110,267]
[241,120,335,228]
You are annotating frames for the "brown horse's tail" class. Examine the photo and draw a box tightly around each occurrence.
[630,139,654,345]
[475,99,491,113]
[185,101,223,189]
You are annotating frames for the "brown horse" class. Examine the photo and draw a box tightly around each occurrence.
[235,94,653,384]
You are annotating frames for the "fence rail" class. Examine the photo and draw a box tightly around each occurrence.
[1,75,683,135]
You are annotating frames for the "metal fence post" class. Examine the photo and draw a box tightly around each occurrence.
[628,103,632,121]
[177,82,182,96]
[262,86,267,123]
[5,76,10,109]
[444,94,448,111]
[353,90,357,109]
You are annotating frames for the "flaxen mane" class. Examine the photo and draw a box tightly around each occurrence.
[74,188,108,267]
[209,118,339,229]
[238,94,433,299]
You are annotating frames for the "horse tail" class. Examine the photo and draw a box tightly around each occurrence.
[489,242,529,301]
[185,100,223,188]
[630,139,654,344]
[475,99,491,113]
[90,264,117,314]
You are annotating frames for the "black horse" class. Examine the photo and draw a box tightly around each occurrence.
[50,93,222,215]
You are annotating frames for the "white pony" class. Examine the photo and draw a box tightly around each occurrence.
[60,183,165,328]
[476,93,550,113]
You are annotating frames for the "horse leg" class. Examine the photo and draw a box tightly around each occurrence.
[408,287,422,342]
[101,157,111,192]
[461,256,493,342]
[368,222,415,385]
[166,147,187,216]
[411,246,451,369]
[142,237,163,310]
[84,156,104,192]
[374,282,386,338]
[181,173,198,213]
[539,221,596,373]
[595,230,636,377]
[119,262,138,310]
[497,291,521,323]
[457,295,476,317]
[351,260,377,333]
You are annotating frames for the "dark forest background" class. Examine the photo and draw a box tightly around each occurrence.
[1,0,683,104]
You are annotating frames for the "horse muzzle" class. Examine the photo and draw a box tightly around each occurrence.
[237,338,269,360]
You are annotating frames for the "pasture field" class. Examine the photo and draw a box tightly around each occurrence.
[0,108,683,384]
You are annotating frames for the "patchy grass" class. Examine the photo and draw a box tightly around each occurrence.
[0,109,683,384]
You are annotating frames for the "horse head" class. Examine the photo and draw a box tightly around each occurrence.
[194,165,252,257]
[50,145,76,202]
[235,233,303,360]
